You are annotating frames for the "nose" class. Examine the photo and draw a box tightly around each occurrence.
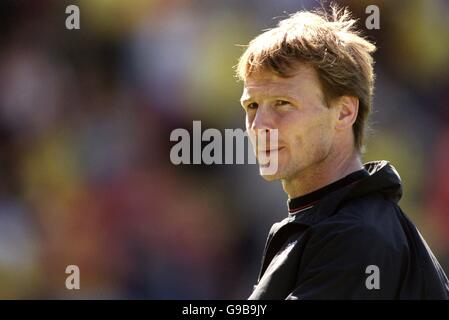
[249,105,277,150]
[250,104,274,132]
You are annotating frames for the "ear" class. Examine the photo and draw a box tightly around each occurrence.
[334,96,359,131]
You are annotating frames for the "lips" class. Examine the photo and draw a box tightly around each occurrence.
[261,147,284,153]
[257,147,283,167]
[258,147,284,159]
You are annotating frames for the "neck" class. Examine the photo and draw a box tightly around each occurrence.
[282,148,363,199]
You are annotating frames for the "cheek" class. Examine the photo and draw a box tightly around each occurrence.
[278,113,304,144]
[281,110,332,151]
[315,111,334,138]
[245,117,255,144]
[304,112,335,154]
[245,113,256,133]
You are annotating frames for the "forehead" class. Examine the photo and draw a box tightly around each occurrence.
[241,65,320,100]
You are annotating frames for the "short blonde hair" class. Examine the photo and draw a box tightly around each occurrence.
[236,5,376,153]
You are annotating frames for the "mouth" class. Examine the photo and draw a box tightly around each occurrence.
[257,147,284,161]
[260,147,284,153]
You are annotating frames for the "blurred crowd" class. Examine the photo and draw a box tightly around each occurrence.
[0,0,448,299]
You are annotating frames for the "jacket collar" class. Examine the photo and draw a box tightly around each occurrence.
[287,169,369,214]
[290,160,403,226]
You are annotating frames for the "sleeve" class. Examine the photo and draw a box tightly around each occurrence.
[286,220,405,300]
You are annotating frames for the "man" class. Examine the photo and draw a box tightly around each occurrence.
[236,6,449,299]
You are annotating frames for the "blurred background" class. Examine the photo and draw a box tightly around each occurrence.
[0,0,448,299]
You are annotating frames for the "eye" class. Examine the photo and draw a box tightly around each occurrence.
[274,100,290,107]
[247,102,259,110]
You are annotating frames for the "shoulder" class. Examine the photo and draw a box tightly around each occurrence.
[306,193,408,256]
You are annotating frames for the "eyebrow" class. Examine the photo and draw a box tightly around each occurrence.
[240,94,295,106]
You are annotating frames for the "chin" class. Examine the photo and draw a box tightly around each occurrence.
[257,151,287,181]
[259,167,284,181]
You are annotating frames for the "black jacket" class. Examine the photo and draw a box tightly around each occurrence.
[249,160,449,299]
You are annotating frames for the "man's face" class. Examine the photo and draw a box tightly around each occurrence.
[241,64,338,181]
